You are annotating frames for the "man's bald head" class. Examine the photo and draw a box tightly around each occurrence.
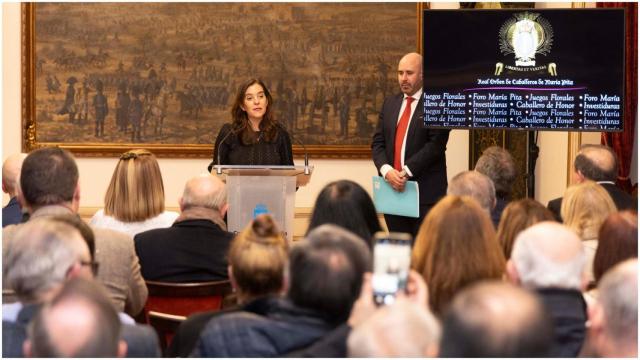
[179,174,227,214]
[508,222,586,290]
[26,278,125,357]
[2,153,27,196]
[397,52,423,96]
[440,281,553,357]
[574,144,618,182]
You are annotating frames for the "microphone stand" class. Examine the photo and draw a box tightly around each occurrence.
[214,127,235,175]
[291,135,310,175]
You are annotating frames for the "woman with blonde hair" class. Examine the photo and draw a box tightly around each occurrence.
[90,149,178,237]
[561,180,617,282]
[167,214,289,356]
[411,195,505,317]
[496,198,556,260]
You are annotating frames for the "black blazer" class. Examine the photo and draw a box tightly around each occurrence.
[372,93,450,206]
[134,219,233,282]
[547,182,636,222]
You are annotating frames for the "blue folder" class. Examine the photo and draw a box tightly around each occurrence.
[372,176,419,218]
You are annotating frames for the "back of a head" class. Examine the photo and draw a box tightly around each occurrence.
[104,149,165,222]
[597,258,638,353]
[510,221,586,290]
[27,277,122,357]
[180,174,227,211]
[49,214,97,262]
[20,147,78,208]
[574,144,618,182]
[289,224,372,324]
[593,211,638,283]
[496,198,556,260]
[229,214,288,300]
[412,195,505,315]
[347,299,441,357]
[4,218,88,303]
[474,146,517,199]
[447,171,496,212]
[439,281,553,357]
[2,153,27,195]
[307,180,381,246]
[561,180,617,240]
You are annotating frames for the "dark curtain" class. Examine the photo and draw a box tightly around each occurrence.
[598,2,637,193]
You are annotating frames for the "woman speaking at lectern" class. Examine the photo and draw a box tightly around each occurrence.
[208,79,294,172]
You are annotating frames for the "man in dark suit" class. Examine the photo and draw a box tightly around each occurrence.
[547,144,636,221]
[134,174,233,282]
[372,52,450,237]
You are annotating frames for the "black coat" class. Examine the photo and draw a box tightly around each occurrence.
[536,288,587,357]
[134,219,233,282]
[191,298,335,357]
[372,93,450,206]
[547,182,636,222]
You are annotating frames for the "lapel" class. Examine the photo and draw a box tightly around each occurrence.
[388,94,404,141]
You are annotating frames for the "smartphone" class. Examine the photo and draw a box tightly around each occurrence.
[371,232,412,306]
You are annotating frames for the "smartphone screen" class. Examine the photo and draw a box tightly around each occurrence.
[371,232,412,306]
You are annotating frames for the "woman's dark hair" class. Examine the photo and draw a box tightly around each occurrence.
[230,78,277,145]
[496,199,555,260]
[306,180,382,247]
[593,210,637,283]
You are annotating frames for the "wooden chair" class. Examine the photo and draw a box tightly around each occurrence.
[139,280,234,323]
[147,311,186,354]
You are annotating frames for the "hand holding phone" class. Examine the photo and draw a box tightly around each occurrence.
[371,232,412,306]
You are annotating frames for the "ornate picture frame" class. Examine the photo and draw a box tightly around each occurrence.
[22,2,423,158]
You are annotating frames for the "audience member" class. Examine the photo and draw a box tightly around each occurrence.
[2,153,27,227]
[548,144,635,221]
[167,214,289,357]
[561,180,617,282]
[507,222,588,357]
[587,259,638,358]
[306,179,382,247]
[348,298,440,357]
[296,269,429,357]
[474,145,517,226]
[411,195,505,316]
[439,281,553,357]
[24,278,127,357]
[192,224,371,357]
[447,171,496,215]
[90,149,178,237]
[1,218,160,357]
[593,211,638,284]
[2,147,147,316]
[135,174,233,282]
[496,198,555,260]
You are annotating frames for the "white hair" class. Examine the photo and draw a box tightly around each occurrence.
[447,171,496,213]
[5,219,87,302]
[347,300,440,357]
[598,259,638,346]
[511,225,586,290]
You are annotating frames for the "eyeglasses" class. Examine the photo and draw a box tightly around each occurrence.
[80,260,100,276]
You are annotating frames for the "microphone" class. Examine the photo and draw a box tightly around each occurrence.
[290,133,310,176]
[213,126,236,174]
